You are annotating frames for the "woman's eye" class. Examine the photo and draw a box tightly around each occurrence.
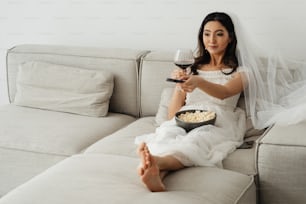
[217,32,224,36]
[204,33,210,36]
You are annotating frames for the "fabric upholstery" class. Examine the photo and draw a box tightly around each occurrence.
[139,51,175,117]
[0,148,65,197]
[0,104,135,156]
[258,122,306,204]
[0,154,256,204]
[1,45,144,197]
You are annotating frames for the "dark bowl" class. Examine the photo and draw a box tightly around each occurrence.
[175,109,216,132]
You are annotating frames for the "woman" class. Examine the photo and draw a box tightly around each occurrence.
[135,12,247,192]
[136,10,306,192]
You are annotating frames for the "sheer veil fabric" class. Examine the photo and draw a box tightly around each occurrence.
[229,13,306,129]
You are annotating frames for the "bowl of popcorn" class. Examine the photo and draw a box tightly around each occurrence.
[175,109,216,132]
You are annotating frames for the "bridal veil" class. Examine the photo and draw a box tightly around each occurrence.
[229,12,306,129]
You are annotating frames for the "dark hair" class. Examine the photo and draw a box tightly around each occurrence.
[191,12,238,75]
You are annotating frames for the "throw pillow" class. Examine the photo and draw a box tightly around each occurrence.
[155,87,174,125]
[14,61,114,117]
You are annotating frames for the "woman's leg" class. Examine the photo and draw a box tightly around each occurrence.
[137,143,185,192]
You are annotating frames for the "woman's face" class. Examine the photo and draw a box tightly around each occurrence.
[203,21,231,56]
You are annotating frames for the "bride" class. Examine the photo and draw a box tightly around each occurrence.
[135,11,306,192]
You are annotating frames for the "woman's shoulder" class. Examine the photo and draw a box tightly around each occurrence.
[236,66,251,73]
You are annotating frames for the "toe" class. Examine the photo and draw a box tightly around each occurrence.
[137,164,145,176]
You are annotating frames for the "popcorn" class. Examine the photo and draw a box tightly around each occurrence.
[178,110,215,123]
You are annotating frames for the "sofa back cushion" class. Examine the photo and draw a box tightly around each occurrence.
[14,61,114,117]
[7,45,147,117]
[139,51,176,117]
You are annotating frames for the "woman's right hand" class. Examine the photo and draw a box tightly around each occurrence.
[171,69,188,80]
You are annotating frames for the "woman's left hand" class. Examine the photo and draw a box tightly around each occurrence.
[180,75,202,92]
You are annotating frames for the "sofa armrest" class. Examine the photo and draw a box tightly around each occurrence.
[257,121,306,204]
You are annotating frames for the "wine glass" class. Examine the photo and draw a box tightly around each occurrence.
[166,49,194,83]
[173,49,194,72]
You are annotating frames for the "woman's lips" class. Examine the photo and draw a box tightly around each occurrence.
[208,45,218,49]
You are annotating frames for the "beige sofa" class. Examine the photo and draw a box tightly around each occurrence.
[0,44,305,204]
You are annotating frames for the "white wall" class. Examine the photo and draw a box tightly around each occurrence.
[1,0,306,104]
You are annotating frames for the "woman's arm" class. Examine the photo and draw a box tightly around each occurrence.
[181,72,244,100]
[167,85,187,120]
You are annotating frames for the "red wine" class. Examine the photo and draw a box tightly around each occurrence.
[174,62,193,69]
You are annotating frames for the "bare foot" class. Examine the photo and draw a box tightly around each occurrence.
[142,155,166,192]
[137,143,151,176]
[138,144,165,192]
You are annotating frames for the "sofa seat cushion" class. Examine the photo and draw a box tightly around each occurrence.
[0,154,256,204]
[0,104,135,156]
[0,148,66,197]
[257,122,306,204]
[85,117,257,176]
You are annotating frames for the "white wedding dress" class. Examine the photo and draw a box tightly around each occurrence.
[135,69,246,167]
